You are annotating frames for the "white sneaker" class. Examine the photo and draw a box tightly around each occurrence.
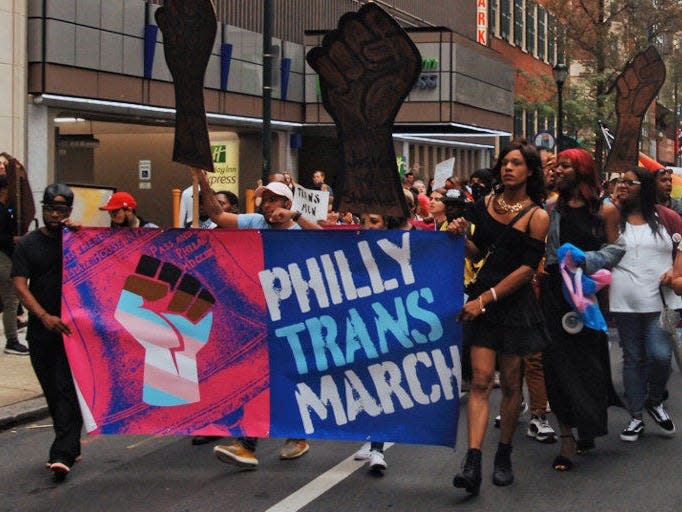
[526,415,557,443]
[368,449,387,471]
[354,442,372,460]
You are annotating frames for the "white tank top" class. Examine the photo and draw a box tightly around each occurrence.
[609,222,682,313]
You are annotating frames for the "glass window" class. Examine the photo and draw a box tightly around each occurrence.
[526,110,537,137]
[514,105,524,137]
[514,0,524,47]
[548,14,556,63]
[500,0,511,40]
[490,0,498,38]
[526,2,536,55]
[537,6,546,61]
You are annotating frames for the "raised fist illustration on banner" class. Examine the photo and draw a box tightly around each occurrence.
[115,255,215,406]
[306,3,421,217]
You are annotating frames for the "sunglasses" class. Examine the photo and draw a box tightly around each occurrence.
[43,204,71,215]
[616,179,641,186]
[656,169,673,176]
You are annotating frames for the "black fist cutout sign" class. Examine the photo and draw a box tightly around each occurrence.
[156,0,217,171]
[307,4,422,217]
[605,46,665,174]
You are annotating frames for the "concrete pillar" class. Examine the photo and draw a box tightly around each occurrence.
[27,102,54,215]
[0,0,27,160]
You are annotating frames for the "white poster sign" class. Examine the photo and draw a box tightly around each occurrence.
[433,158,456,190]
[292,184,329,221]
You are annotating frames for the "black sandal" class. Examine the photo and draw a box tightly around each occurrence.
[576,438,595,455]
[553,434,575,471]
[552,455,574,471]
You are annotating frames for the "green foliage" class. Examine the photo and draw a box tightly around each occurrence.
[543,0,682,162]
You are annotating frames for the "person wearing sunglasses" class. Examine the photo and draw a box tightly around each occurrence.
[11,184,83,482]
[609,166,682,443]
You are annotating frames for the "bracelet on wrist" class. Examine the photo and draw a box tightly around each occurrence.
[478,295,486,314]
[490,287,498,302]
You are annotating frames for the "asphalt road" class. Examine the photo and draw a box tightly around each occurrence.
[2,343,681,512]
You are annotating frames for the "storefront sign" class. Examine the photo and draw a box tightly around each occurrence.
[207,140,239,193]
[477,0,488,45]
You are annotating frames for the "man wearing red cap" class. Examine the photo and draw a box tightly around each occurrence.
[99,192,158,228]
[193,169,318,468]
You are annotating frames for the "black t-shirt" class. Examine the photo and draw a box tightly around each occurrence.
[11,229,63,342]
[0,202,15,258]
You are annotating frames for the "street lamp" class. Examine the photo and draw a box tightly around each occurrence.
[553,62,568,151]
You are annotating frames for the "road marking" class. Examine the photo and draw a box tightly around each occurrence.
[126,436,163,449]
[264,443,394,512]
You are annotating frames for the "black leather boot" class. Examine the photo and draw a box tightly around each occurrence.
[453,448,482,495]
[492,442,514,486]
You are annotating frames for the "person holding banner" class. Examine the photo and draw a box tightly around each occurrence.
[450,140,549,495]
[194,169,319,468]
[11,184,83,482]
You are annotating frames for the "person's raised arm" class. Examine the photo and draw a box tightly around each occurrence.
[267,208,322,230]
[192,169,239,228]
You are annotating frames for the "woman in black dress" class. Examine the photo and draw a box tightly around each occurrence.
[540,148,622,471]
[451,140,549,495]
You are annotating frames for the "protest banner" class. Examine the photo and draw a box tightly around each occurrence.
[291,184,330,221]
[433,158,455,190]
[62,229,463,446]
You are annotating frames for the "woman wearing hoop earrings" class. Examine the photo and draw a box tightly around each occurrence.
[449,139,549,495]
[540,148,623,472]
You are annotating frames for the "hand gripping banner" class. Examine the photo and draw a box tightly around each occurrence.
[62,229,463,447]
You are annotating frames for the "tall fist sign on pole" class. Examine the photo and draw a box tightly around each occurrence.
[307,4,421,218]
[156,0,216,173]
[604,46,665,174]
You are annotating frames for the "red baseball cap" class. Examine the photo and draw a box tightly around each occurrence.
[99,191,137,211]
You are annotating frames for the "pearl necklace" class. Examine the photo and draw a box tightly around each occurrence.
[495,195,530,214]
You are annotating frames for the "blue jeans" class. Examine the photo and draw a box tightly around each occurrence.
[613,312,672,417]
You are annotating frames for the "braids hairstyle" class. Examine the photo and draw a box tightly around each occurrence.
[492,139,546,205]
[619,166,660,236]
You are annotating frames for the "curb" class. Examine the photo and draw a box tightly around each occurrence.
[0,396,49,431]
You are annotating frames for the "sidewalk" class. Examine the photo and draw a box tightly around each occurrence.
[0,325,48,430]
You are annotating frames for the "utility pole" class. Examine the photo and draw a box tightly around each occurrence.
[262,0,273,183]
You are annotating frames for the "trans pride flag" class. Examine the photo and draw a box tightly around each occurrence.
[62,228,463,447]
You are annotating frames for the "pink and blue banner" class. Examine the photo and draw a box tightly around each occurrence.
[62,228,463,447]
